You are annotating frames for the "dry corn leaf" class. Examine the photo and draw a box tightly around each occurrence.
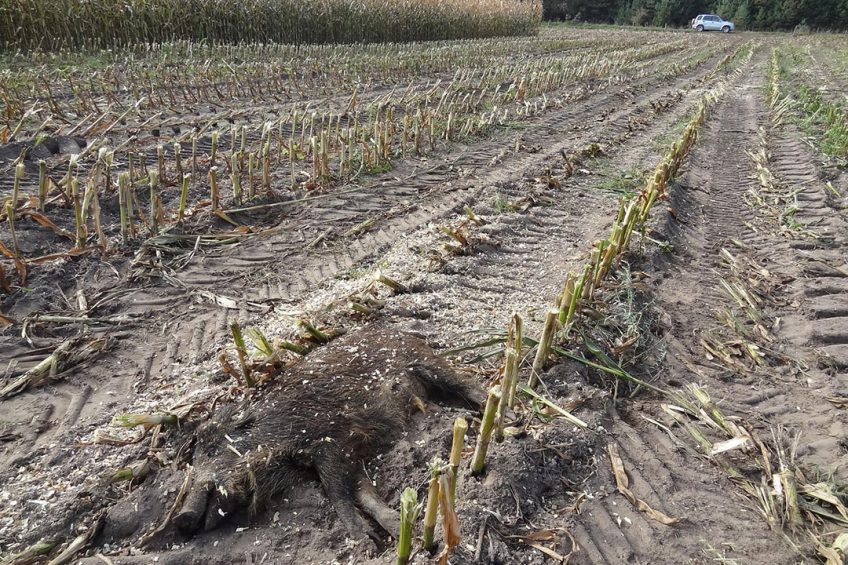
[213,209,241,227]
[710,436,750,455]
[0,312,13,327]
[168,401,206,421]
[608,443,681,526]
[817,532,848,565]
[28,246,95,264]
[22,210,75,240]
[512,529,557,542]
[800,483,848,521]
[826,396,848,408]
[138,466,194,547]
[0,240,27,285]
[195,290,238,309]
[436,473,460,565]
[506,528,577,563]
[526,541,567,562]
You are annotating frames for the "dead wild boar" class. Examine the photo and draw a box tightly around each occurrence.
[173,326,484,542]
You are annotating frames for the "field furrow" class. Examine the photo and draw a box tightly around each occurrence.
[1,26,846,565]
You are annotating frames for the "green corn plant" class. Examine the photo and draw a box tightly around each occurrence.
[397,487,422,565]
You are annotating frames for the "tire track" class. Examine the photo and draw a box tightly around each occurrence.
[573,44,846,565]
[0,41,750,557]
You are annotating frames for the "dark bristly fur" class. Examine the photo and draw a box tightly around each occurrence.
[174,326,484,540]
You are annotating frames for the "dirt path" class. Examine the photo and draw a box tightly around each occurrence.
[568,47,847,565]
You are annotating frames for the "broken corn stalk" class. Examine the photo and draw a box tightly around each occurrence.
[112,413,177,428]
[230,321,255,387]
[422,460,442,553]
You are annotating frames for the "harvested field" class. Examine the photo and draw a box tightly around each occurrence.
[1,26,847,565]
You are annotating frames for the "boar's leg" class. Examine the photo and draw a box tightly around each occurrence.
[407,361,486,408]
[356,476,401,538]
[203,479,249,531]
[202,452,299,532]
[315,448,380,541]
[174,477,214,533]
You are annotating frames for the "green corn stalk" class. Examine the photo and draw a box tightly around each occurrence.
[191,136,198,177]
[397,487,422,565]
[422,459,442,553]
[112,412,177,428]
[209,167,220,211]
[507,313,523,407]
[12,162,24,212]
[249,152,258,197]
[528,309,558,389]
[495,347,518,442]
[297,319,329,343]
[210,131,219,165]
[174,142,183,179]
[470,385,501,476]
[5,201,19,257]
[230,321,255,387]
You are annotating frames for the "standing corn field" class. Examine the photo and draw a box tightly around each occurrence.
[0,0,542,51]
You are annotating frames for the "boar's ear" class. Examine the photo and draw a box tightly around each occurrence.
[406,362,486,409]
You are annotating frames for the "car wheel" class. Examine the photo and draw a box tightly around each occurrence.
[696,25,704,32]
[722,25,731,33]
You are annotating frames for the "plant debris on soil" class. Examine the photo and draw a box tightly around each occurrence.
[1,26,847,565]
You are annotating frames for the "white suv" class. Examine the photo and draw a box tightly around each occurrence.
[692,14,735,33]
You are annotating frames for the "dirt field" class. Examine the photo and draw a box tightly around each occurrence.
[1,27,847,564]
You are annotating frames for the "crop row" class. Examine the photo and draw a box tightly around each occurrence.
[0,38,731,296]
[395,45,754,563]
[0,29,680,138]
[0,0,541,51]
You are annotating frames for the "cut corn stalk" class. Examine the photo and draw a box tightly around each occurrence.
[470,385,501,476]
[495,347,518,443]
[448,417,468,504]
[528,308,558,389]
[422,460,442,553]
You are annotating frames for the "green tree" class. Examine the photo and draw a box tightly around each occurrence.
[732,1,750,28]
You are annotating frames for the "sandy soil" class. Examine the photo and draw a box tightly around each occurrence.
[1,29,846,565]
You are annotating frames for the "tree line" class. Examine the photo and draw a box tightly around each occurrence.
[542,0,848,30]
